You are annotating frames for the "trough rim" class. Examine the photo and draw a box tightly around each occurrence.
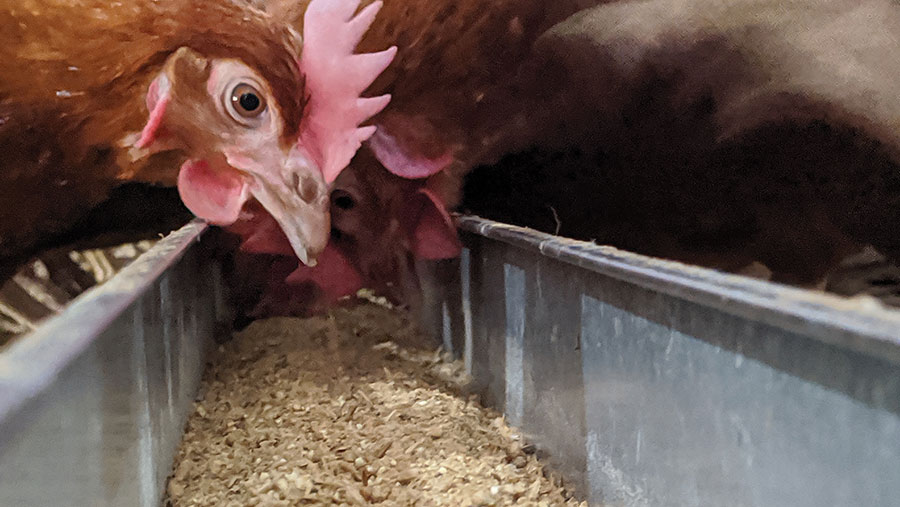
[458,214,900,365]
[0,219,208,425]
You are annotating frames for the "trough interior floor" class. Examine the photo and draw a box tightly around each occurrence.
[167,301,585,506]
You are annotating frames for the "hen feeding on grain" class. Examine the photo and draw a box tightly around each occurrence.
[0,0,394,277]
[241,0,900,315]
[223,0,603,317]
[9,0,900,322]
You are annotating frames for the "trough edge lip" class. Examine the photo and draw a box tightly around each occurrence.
[0,219,207,424]
[457,214,900,365]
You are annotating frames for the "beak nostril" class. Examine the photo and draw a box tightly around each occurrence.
[296,174,318,203]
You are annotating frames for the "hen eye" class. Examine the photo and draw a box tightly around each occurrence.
[331,190,356,211]
[227,83,267,122]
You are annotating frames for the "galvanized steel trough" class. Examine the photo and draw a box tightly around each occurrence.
[421,215,900,507]
[0,220,226,507]
[1,214,899,506]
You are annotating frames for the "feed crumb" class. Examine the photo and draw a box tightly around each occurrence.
[166,301,585,506]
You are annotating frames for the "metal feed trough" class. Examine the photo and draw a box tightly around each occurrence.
[1,217,899,506]
[0,221,226,507]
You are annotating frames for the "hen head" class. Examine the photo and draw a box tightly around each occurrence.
[125,0,396,266]
[232,145,462,316]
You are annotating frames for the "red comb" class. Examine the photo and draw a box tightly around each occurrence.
[299,0,397,183]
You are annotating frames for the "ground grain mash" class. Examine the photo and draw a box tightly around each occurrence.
[166,301,585,506]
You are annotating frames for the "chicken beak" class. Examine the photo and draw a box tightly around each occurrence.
[224,147,330,267]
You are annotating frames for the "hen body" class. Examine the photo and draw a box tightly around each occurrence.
[466,0,900,287]
[276,0,601,202]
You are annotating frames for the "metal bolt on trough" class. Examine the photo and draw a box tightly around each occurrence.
[420,216,900,507]
[0,220,226,507]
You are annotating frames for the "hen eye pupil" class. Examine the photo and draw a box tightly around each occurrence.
[332,190,356,210]
[335,195,354,210]
[227,83,266,121]
[238,92,260,111]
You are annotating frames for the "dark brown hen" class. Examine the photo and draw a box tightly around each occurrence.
[466,0,900,288]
